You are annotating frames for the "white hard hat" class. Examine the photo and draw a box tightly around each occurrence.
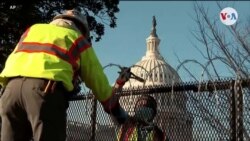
[50,19,80,32]
[53,9,89,37]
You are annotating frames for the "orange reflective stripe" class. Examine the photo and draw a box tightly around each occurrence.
[15,42,74,67]
[17,42,69,60]
[77,36,91,52]
[119,127,136,141]
[20,28,30,41]
[15,36,91,71]
[69,36,91,61]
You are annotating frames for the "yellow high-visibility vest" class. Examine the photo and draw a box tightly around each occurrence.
[117,126,154,141]
[0,24,112,102]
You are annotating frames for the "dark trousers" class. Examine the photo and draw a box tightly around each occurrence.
[0,77,69,141]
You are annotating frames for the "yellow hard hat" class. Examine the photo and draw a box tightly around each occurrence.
[53,9,89,37]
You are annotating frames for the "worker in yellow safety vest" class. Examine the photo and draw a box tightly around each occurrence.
[0,9,128,141]
[117,95,169,141]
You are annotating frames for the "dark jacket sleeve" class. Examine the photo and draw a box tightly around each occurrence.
[153,126,169,141]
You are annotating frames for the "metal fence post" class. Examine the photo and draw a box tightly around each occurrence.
[231,79,244,141]
[230,80,236,141]
[90,98,97,141]
[234,80,244,141]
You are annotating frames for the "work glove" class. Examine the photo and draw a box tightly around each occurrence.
[115,67,131,87]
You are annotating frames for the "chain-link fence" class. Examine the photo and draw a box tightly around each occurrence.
[67,78,250,141]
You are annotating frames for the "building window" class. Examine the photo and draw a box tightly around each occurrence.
[149,73,152,81]
[155,72,158,81]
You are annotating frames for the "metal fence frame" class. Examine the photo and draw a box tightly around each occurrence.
[67,78,250,141]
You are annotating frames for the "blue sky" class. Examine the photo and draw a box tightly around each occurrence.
[92,1,250,84]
